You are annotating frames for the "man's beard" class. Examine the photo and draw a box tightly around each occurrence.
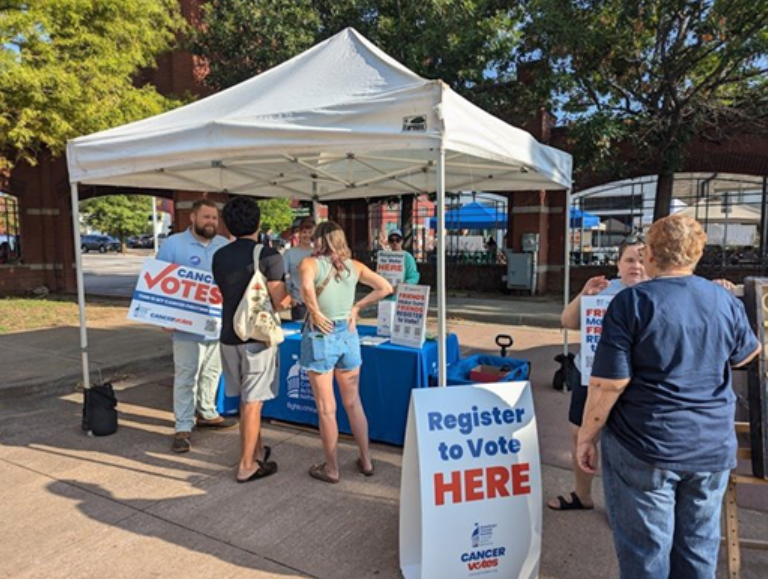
[194,223,216,240]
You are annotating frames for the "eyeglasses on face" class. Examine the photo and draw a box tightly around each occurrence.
[389,236,403,242]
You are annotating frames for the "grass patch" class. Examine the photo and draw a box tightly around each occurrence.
[0,296,130,334]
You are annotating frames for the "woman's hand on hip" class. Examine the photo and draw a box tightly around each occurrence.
[310,310,334,334]
[348,305,360,333]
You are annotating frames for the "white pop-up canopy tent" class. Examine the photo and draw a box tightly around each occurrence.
[67,27,572,388]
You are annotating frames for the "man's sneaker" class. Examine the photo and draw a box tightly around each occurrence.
[172,432,191,453]
[195,415,238,430]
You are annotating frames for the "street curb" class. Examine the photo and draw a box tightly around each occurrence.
[0,352,173,400]
[358,305,562,329]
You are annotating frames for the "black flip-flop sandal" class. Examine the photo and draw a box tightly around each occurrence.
[309,463,340,484]
[356,457,374,476]
[548,491,593,511]
[237,460,278,484]
[251,445,271,463]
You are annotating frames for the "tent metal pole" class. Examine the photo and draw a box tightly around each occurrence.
[312,180,320,222]
[70,182,91,390]
[436,148,447,386]
[152,196,159,256]
[563,188,572,356]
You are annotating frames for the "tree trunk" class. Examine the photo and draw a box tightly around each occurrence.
[653,170,675,221]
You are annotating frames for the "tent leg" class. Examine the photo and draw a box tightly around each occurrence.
[563,189,572,357]
[436,148,447,386]
[70,183,91,390]
[152,196,159,257]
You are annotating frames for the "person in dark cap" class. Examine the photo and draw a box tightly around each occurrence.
[386,228,419,297]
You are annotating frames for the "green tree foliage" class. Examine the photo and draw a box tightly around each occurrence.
[0,0,185,169]
[520,0,768,217]
[190,0,522,118]
[81,195,153,243]
[257,198,295,234]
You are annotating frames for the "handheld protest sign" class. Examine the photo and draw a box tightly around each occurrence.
[400,382,542,579]
[128,258,222,338]
[579,295,614,385]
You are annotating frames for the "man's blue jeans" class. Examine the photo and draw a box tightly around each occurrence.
[601,427,729,579]
[172,339,222,432]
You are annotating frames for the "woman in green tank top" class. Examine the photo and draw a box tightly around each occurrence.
[298,221,393,484]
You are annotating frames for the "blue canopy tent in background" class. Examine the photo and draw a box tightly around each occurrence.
[429,201,507,230]
[569,208,600,228]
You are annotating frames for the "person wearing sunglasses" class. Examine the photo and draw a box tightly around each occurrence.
[386,229,420,298]
[549,233,647,512]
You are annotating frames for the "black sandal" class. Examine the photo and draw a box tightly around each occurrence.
[237,460,278,483]
[548,491,593,511]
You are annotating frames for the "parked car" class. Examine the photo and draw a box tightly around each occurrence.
[126,234,154,249]
[81,234,121,253]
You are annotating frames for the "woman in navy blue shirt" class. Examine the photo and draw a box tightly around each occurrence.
[577,215,760,579]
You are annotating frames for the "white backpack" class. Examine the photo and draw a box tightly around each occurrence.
[233,244,284,347]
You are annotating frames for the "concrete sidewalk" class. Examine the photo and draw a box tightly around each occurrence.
[0,294,561,398]
[1,321,767,578]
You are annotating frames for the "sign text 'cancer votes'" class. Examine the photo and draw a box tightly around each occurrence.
[143,262,223,305]
[580,295,614,385]
[427,405,530,506]
[128,258,222,338]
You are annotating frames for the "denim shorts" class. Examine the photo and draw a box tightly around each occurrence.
[300,321,362,374]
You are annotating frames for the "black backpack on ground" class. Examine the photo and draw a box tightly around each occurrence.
[552,353,577,392]
[82,383,118,436]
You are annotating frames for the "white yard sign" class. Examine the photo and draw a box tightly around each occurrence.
[400,382,542,579]
[377,250,406,286]
[580,295,614,385]
[391,284,429,349]
[128,259,222,338]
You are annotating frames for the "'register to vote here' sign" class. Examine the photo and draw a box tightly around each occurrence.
[400,382,542,579]
[580,295,614,385]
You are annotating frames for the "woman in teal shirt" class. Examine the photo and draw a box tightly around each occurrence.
[298,221,392,484]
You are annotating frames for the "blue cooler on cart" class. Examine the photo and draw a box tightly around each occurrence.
[446,354,530,386]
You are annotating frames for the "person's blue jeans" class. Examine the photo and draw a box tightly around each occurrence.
[172,339,222,432]
[601,427,729,579]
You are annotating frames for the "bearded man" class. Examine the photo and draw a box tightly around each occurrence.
[157,199,235,452]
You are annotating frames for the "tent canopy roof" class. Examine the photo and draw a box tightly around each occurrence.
[678,200,761,224]
[428,201,506,229]
[569,208,601,229]
[66,28,571,200]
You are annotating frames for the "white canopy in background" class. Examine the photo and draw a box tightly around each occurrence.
[678,200,761,224]
[66,27,573,388]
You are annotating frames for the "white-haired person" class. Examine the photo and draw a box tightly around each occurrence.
[578,215,760,578]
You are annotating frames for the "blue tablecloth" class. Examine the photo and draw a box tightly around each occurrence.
[217,322,460,445]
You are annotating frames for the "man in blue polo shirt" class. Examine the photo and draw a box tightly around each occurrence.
[157,199,235,453]
[577,215,760,579]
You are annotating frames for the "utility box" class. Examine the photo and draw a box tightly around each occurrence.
[522,233,540,253]
[504,251,534,290]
